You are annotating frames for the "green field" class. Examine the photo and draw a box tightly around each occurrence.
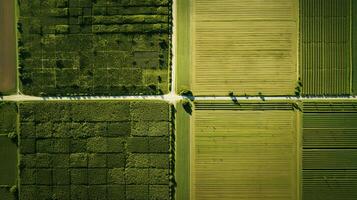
[1,1,357,200]
[176,0,298,96]
[0,102,17,135]
[0,102,18,200]
[17,0,171,96]
[175,102,191,200]
[189,101,299,200]
[353,0,357,94]
[175,0,191,93]
[0,135,18,186]
[17,100,172,200]
[300,0,351,96]
[302,101,357,200]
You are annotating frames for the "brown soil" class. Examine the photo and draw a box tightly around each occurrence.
[0,0,16,93]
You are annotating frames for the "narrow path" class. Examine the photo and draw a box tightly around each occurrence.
[2,93,357,103]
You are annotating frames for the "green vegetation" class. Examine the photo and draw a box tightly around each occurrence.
[0,136,18,186]
[184,0,297,96]
[0,101,18,200]
[17,0,171,96]
[175,0,191,93]
[190,101,298,200]
[0,102,17,135]
[300,0,351,96]
[181,99,192,115]
[302,102,357,200]
[18,101,172,200]
[351,1,357,95]
[175,103,190,200]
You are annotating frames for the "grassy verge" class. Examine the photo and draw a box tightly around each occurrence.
[175,101,191,200]
[175,0,191,93]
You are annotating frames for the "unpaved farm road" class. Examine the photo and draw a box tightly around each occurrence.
[0,0,16,93]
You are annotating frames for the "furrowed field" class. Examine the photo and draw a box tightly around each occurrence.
[302,102,357,200]
[18,0,171,96]
[300,0,351,96]
[185,101,299,200]
[177,0,298,96]
[0,0,17,94]
[0,101,175,200]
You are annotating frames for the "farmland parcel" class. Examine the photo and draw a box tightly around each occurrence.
[177,0,298,96]
[18,101,173,200]
[0,0,17,94]
[18,0,171,96]
[300,0,352,96]
[187,101,299,200]
[0,102,18,199]
[302,101,357,200]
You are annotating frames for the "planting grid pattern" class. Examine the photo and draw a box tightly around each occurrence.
[18,0,171,96]
[1,0,357,200]
[18,101,172,200]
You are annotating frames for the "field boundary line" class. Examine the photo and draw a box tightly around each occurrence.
[2,94,357,103]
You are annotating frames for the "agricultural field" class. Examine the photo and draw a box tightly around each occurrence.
[0,102,18,200]
[351,1,357,95]
[18,0,171,96]
[183,101,299,200]
[300,0,352,96]
[17,101,173,200]
[2,0,357,200]
[302,101,357,200]
[176,0,298,96]
[0,0,17,94]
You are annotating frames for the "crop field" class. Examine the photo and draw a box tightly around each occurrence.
[0,135,18,186]
[0,102,18,199]
[353,1,357,94]
[18,0,171,96]
[0,102,17,136]
[175,0,191,93]
[0,0,17,94]
[188,101,299,200]
[302,102,357,200]
[175,102,191,200]
[18,101,172,200]
[2,0,357,200]
[300,0,351,96]
[176,0,298,96]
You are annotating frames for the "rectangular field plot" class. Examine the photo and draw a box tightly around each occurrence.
[353,1,357,95]
[0,102,17,135]
[177,0,298,96]
[18,101,172,200]
[300,0,351,96]
[0,0,17,94]
[0,102,18,199]
[190,102,299,200]
[302,102,357,200]
[18,0,171,96]
[0,135,18,186]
